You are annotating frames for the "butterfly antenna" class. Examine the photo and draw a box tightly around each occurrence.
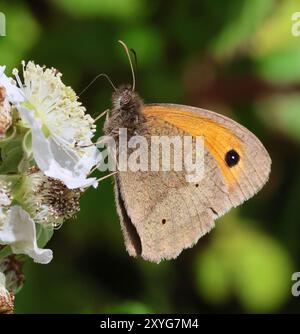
[118,40,136,91]
[79,73,117,97]
[130,48,138,73]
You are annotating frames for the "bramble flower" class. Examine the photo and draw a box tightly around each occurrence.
[0,180,52,264]
[0,60,101,305]
[1,62,101,189]
[0,206,53,264]
[25,169,82,228]
[0,66,24,104]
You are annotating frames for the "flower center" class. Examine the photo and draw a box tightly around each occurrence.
[21,101,51,138]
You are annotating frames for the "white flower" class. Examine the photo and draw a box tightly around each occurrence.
[0,182,11,208]
[0,66,24,104]
[0,181,52,264]
[0,272,13,314]
[1,62,101,189]
[19,105,100,189]
[0,206,53,264]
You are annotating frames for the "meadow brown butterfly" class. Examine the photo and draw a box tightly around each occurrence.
[103,41,271,263]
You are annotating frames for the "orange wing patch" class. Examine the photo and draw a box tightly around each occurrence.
[144,105,244,186]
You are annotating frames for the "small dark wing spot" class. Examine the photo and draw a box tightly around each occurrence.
[195,184,199,188]
[225,149,240,167]
[162,219,166,225]
[209,207,219,216]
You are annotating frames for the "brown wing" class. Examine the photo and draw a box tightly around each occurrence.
[114,103,271,263]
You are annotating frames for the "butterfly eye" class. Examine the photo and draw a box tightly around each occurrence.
[120,89,132,107]
[225,149,240,167]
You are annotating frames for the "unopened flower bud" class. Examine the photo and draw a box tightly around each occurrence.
[26,169,82,228]
[0,254,25,293]
[0,272,14,314]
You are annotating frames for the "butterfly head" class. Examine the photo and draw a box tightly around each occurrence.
[105,83,144,137]
[112,84,142,112]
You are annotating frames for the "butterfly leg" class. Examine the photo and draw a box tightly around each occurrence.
[94,108,110,122]
[78,133,111,149]
[97,171,118,183]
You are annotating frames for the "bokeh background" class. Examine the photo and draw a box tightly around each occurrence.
[1,0,300,314]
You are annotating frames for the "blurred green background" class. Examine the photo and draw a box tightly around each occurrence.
[1,0,300,314]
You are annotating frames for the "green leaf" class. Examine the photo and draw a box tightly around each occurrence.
[0,246,12,261]
[53,0,145,20]
[2,174,29,210]
[252,0,300,83]
[256,94,300,143]
[18,131,33,173]
[195,249,231,304]
[36,224,54,248]
[212,0,274,58]
[0,174,23,190]
[255,45,300,84]
[22,131,32,156]
[233,230,293,313]
[194,213,294,313]
[0,4,40,69]
[0,136,24,174]
[121,26,164,68]
[252,0,298,57]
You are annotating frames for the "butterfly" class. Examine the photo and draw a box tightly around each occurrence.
[102,41,271,263]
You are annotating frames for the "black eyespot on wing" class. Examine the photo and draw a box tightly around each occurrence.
[225,149,240,167]
[162,219,166,225]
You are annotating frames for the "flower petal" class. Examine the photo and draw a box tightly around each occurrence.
[0,66,24,104]
[18,106,100,189]
[0,206,53,264]
[0,193,11,207]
